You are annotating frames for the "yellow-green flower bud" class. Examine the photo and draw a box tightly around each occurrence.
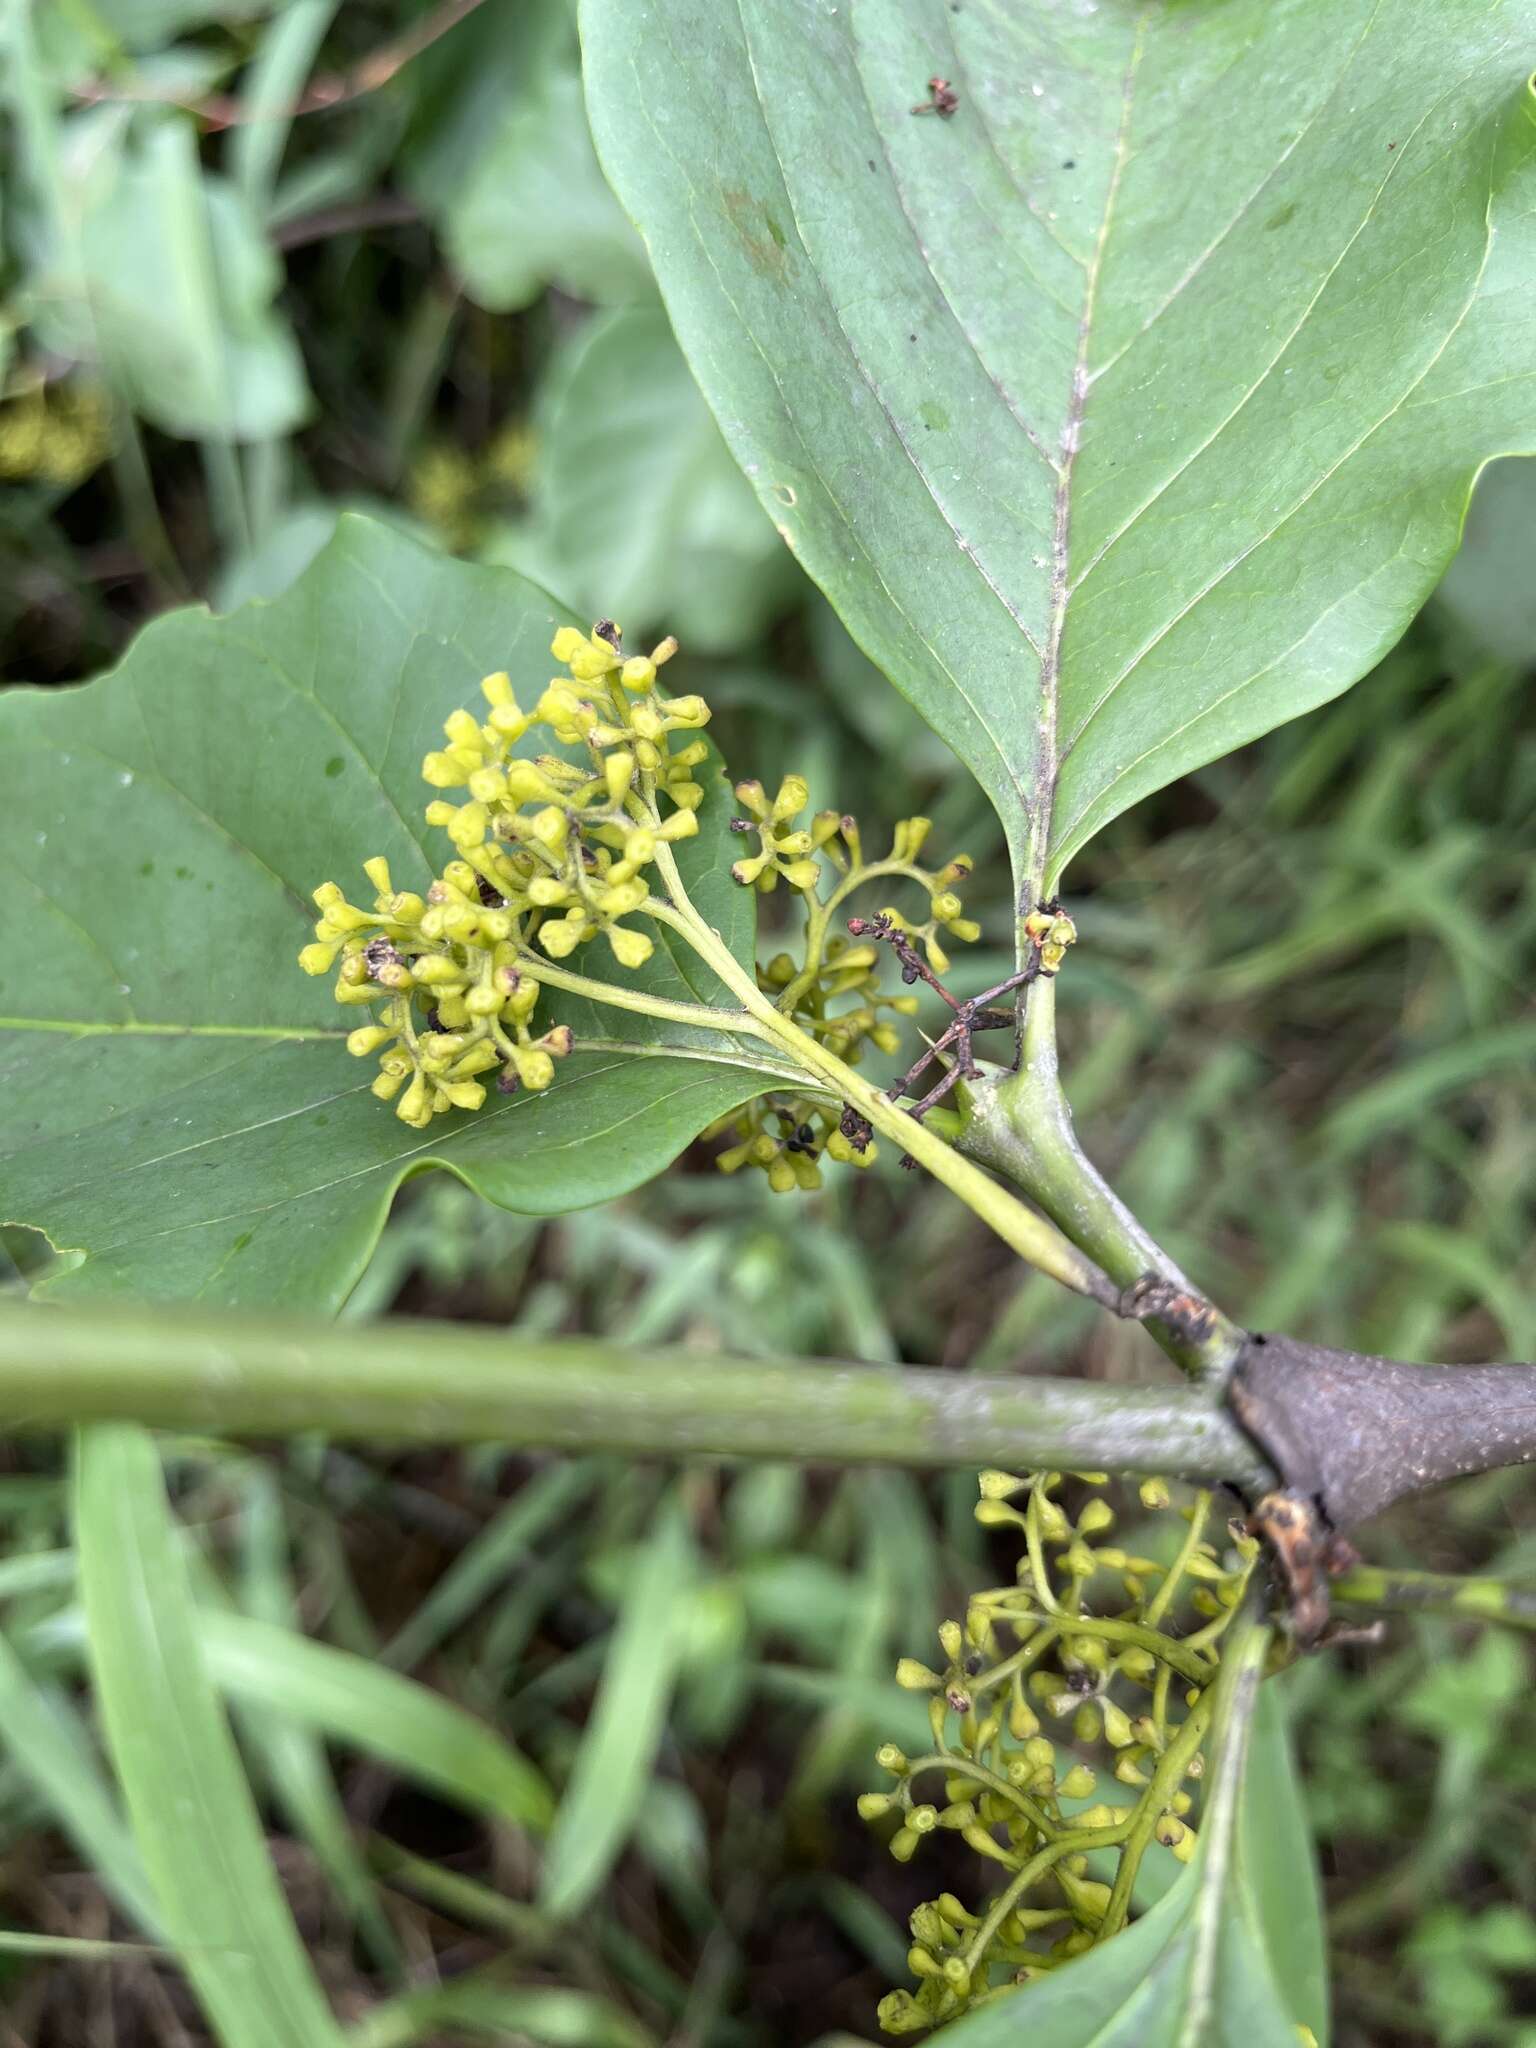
[897,1660,942,1691]
[1058,1763,1096,1799]
[973,1499,1027,1530]
[346,1025,392,1057]
[876,1989,925,2033]
[857,1792,895,1822]
[961,1822,1017,1867]
[1101,1701,1134,1748]
[606,923,653,969]
[467,766,508,804]
[299,941,338,976]
[978,1470,1026,1501]
[875,1743,909,1776]
[1074,1702,1102,1744]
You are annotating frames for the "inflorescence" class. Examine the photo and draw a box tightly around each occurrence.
[299,623,706,1128]
[861,1471,1259,2033]
[704,801,989,1189]
[298,620,1046,1165]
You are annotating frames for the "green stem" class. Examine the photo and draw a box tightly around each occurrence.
[1330,1562,1536,1633]
[521,949,763,1038]
[905,1752,1058,1838]
[1007,1610,1213,1686]
[0,1303,1274,1481]
[1098,1689,1213,1940]
[645,864,1123,1310]
[962,1819,1134,1980]
[1144,1491,1211,1629]
[963,979,1246,1381]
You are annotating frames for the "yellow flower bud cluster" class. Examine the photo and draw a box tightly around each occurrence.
[299,857,574,1129]
[699,808,979,1193]
[1023,903,1078,976]
[701,1093,880,1194]
[298,623,712,1127]
[0,379,113,486]
[729,775,831,891]
[729,794,979,975]
[862,1471,1259,2032]
[420,627,705,971]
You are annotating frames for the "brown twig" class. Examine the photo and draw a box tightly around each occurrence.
[272,194,422,252]
[847,913,1040,1163]
[69,0,486,132]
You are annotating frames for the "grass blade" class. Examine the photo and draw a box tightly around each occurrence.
[346,1973,654,2048]
[538,1496,693,1920]
[198,1610,554,1833]
[74,1423,344,2048]
[0,1622,159,1933]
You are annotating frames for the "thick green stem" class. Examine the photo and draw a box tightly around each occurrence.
[0,1303,1273,1483]
[962,979,1245,1382]
[645,868,1123,1311]
[1330,1562,1536,1633]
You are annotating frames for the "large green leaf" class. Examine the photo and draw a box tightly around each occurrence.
[938,1630,1325,2047]
[31,109,310,442]
[404,0,650,314]
[584,0,1536,898]
[490,303,797,652]
[0,518,790,1309]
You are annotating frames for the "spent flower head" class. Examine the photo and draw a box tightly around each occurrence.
[861,1470,1260,2032]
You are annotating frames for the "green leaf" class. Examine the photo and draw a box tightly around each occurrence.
[0,1621,160,1934]
[196,1609,555,1834]
[584,1,1536,897]
[538,1497,694,1920]
[74,1423,343,2048]
[37,110,310,441]
[0,518,788,1309]
[493,305,796,652]
[1434,457,1536,661]
[406,0,649,313]
[937,1628,1324,2047]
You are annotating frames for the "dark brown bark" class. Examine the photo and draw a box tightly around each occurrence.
[1230,1334,1536,1531]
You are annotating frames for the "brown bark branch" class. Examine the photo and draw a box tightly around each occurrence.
[1229,1334,1536,1533]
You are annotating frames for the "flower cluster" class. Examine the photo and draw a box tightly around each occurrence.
[704,800,981,1189]
[861,1471,1259,2033]
[702,1094,881,1193]
[298,624,710,1128]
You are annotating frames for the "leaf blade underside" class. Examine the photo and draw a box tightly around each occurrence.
[584,0,1536,900]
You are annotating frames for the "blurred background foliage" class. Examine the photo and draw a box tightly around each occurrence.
[1,3,1534,2044]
